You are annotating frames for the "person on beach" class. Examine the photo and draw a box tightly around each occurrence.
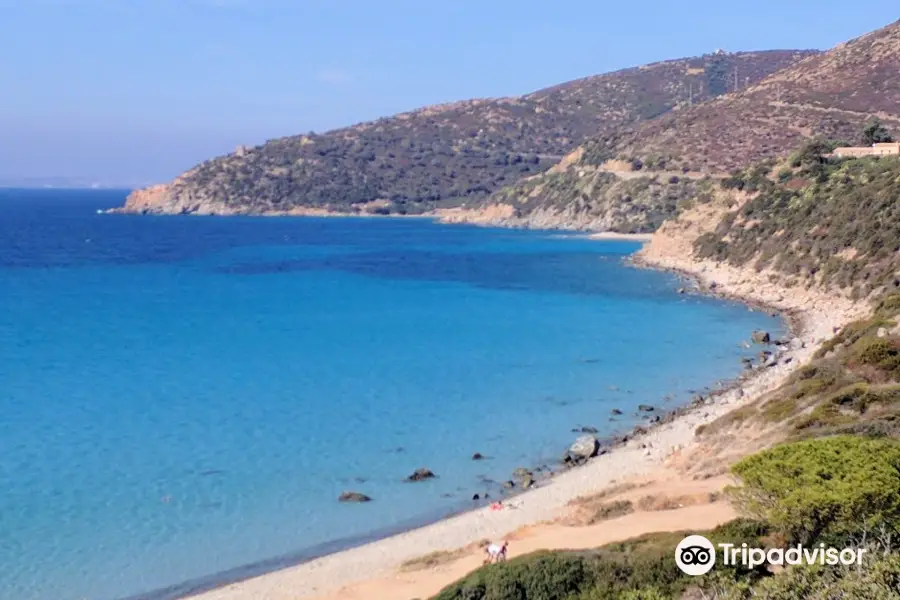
[484,541,509,564]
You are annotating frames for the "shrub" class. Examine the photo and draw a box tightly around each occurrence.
[861,118,895,145]
[613,590,667,600]
[588,500,634,524]
[742,553,900,600]
[728,436,900,544]
[432,551,589,600]
[875,293,900,317]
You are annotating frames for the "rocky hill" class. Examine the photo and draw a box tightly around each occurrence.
[638,140,900,304]
[115,50,814,215]
[452,20,900,233]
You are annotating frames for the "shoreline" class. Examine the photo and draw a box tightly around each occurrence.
[180,240,864,600]
[103,206,655,244]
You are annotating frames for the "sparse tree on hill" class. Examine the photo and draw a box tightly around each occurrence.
[861,119,895,145]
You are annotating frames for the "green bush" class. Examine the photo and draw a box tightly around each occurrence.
[735,553,900,600]
[432,552,589,600]
[615,591,667,600]
[693,150,900,293]
[728,436,900,544]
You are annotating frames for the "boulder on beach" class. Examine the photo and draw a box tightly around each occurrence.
[407,468,437,482]
[638,404,655,412]
[338,491,372,503]
[567,434,599,460]
[751,330,771,344]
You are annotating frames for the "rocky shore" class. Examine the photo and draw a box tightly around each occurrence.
[187,237,867,600]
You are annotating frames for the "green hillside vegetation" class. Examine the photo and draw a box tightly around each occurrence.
[483,169,707,233]
[578,21,900,175]
[693,143,900,299]
[430,436,900,600]
[122,51,815,215]
[485,21,900,227]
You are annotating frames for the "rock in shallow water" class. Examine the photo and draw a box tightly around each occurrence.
[338,491,372,503]
[751,330,771,344]
[571,425,599,433]
[407,467,436,482]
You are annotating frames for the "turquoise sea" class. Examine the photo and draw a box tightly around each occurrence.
[0,189,783,600]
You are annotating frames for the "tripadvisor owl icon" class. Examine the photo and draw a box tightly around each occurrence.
[675,535,716,576]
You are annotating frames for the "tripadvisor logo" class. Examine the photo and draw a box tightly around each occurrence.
[675,535,716,576]
[675,535,867,576]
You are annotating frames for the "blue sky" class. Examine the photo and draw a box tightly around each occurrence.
[0,1,897,186]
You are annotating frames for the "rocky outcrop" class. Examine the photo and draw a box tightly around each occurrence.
[432,166,699,233]
[338,491,372,503]
[406,468,437,482]
[566,434,599,462]
[751,330,771,344]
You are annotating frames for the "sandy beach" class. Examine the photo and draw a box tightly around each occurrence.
[189,224,865,600]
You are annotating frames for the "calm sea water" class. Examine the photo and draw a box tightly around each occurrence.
[0,189,783,600]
